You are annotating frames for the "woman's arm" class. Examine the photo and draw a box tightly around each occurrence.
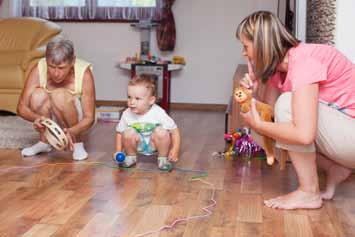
[68,68,96,136]
[243,83,319,145]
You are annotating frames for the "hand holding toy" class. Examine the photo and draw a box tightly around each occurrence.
[40,118,68,151]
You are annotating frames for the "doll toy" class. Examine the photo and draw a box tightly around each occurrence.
[234,86,275,165]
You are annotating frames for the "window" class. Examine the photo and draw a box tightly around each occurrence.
[29,0,155,7]
[98,0,156,7]
[30,0,85,7]
[22,0,162,22]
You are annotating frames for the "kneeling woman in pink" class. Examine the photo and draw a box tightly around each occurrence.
[236,11,355,209]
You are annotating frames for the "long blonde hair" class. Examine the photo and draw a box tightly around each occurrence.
[236,11,299,82]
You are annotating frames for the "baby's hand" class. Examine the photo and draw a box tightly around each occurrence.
[168,149,179,162]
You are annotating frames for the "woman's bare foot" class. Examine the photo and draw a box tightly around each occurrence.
[321,164,352,200]
[264,189,322,210]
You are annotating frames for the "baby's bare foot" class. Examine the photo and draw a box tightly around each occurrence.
[321,164,352,200]
[264,189,322,210]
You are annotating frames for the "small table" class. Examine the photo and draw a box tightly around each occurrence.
[119,63,183,113]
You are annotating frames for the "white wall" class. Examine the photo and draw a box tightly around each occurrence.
[0,0,9,17]
[335,0,355,62]
[0,0,278,104]
[295,0,307,42]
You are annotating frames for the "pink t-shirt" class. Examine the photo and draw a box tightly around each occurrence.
[268,43,355,118]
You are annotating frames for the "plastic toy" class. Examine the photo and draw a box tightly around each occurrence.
[213,128,265,160]
[114,151,126,163]
[172,55,186,65]
[223,132,241,160]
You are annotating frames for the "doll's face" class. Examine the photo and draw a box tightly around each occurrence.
[127,84,156,115]
[234,87,251,103]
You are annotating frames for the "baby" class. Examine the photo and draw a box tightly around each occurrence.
[114,74,181,171]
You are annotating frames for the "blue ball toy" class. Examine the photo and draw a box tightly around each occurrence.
[115,152,126,163]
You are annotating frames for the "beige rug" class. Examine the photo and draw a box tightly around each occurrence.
[0,116,39,149]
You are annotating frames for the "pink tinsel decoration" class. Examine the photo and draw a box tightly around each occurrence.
[235,133,264,158]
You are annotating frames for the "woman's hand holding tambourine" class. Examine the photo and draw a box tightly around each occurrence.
[33,116,46,133]
[40,118,68,151]
[63,128,75,151]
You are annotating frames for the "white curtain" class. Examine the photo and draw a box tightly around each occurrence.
[13,0,162,21]
[9,0,23,17]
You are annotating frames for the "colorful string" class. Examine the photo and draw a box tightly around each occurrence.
[135,177,216,237]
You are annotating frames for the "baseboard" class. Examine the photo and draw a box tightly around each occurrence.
[96,100,126,107]
[170,102,227,111]
[96,100,227,112]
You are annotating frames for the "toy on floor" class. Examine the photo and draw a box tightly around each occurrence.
[223,132,240,160]
[213,128,264,160]
[234,86,275,165]
[114,151,126,163]
[40,118,68,150]
[234,129,264,158]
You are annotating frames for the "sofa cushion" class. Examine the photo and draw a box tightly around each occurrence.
[0,47,45,68]
[0,51,29,66]
[0,65,24,89]
[30,19,62,49]
[0,17,62,51]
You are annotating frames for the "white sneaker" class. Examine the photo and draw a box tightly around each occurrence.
[158,157,173,171]
[72,142,88,161]
[21,141,52,157]
[120,155,137,168]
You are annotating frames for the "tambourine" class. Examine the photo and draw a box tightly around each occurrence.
[40,118,68,151]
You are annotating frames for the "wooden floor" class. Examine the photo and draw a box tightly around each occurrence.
[0,110,354,237]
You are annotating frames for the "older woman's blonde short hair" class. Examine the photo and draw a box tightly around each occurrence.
[46,38,75,65]
[236,11,299,82]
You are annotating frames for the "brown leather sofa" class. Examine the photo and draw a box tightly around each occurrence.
[0,17,62,113]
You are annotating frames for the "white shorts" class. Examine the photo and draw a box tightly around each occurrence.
[273,92,355,168]
[53,97,96,127]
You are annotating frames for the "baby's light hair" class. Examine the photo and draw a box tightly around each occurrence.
[128,74,156,97]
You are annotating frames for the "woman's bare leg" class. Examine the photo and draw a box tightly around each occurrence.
[49,89,79,141]
[317,153,352,200]
[264,151,322,209]
[29,88,51,142]
[21,88,53,157]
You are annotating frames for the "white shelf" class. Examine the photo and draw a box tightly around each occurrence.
[118,63,184,71]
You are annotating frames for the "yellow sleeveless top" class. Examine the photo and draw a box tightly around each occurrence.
[38,58,93,98]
